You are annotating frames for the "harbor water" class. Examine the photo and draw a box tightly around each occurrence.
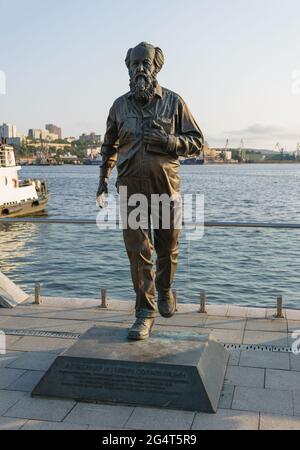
[1,163,300,308]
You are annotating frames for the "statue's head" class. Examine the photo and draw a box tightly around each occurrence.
[125,42,164,105]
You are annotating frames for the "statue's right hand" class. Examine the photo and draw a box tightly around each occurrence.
[96,178,108,197]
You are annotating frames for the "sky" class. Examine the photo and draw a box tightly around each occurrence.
[1,0,300,149]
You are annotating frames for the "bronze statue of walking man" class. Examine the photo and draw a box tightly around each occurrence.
[97,42,204,340]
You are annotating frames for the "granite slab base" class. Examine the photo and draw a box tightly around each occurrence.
[0,271,29,308]
[32,326,229,413]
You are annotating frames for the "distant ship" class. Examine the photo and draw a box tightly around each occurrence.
[180,157,204,165]
[0,142,49,218]
[83,155,102,166]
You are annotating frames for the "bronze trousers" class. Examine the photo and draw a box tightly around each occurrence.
[123,206,180,318]
[118,152,181,318]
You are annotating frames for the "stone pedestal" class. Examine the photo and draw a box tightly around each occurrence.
[32,326,229,413]
[0,271,29,308]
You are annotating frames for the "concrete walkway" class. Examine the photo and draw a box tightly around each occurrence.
[1,296,300,430]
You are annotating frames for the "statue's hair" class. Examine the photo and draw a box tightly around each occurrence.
[125,42,164,74]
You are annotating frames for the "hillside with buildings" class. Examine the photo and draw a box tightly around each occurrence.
[1,122,300,165]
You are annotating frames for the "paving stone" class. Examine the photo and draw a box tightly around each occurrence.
[84,298,130,309]
[224,366,265,388]
[21,420,88,430]
[155,324,208,335]
[240,350,290,370]
[287,321,300,333]
[35,320,90,333]
[266,309,287,319]
[1,317,76,331]
[232,387,293,415]
[227,306,248,318]
[125,407,195,430]
[0,390,27,415]
[8,370,45,392]
[176,303,200,314]
[203,317,246,330]
[93,313,134,324]
[219,385,234,409]
[5,335,23,350]
[0,317,9,327]
[156,313,207,328]
[38,297,100,309]
[206,305,229,316]
[290,354,300,372]
[201,327,244,344]
[0,417,27,430]
[103,299,135,312]
[71,322,100,334]
[260,413,300,430]
[228,349,240,366]
[86,321,129,330]
[243,331,288,347]
[63,403,134,428]
[246,319,287,333]
[0,307,59,318]
[9,336,77,354]
[4,395,75,421]
[266,369,300,391]
[247,308,266,319]
[8,351,57,371]
[49,310,110,321]
[286,310,300,321]
[293,391,300,416]
[0,368,25,389]
[0,351,22,368]
[192,408,259,430]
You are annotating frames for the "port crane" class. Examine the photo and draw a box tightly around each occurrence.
[238,139,246,162]
[220,139,229,161]
[275,142,285,160]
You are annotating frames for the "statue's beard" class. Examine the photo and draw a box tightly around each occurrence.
[130,73,157,105]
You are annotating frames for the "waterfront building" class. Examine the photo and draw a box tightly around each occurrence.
[0,123,17,139]
[29,129,47,140]
[6,137,22,147]
[46,124,62,139]
[47,132,59,141]
[79,132,102,144]
[28,129,59,141]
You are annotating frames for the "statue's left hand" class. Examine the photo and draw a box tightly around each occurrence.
[144,122,168,147]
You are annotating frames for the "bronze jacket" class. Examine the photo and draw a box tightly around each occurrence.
[100,84,204,184]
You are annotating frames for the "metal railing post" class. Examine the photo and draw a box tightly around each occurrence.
[99,288,108,309]
[275,295,284,318]
[34,283,41,305]
[199,290,207,314]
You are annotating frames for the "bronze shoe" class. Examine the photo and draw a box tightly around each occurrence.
[127,318,155,341]
[158,290,176,318]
